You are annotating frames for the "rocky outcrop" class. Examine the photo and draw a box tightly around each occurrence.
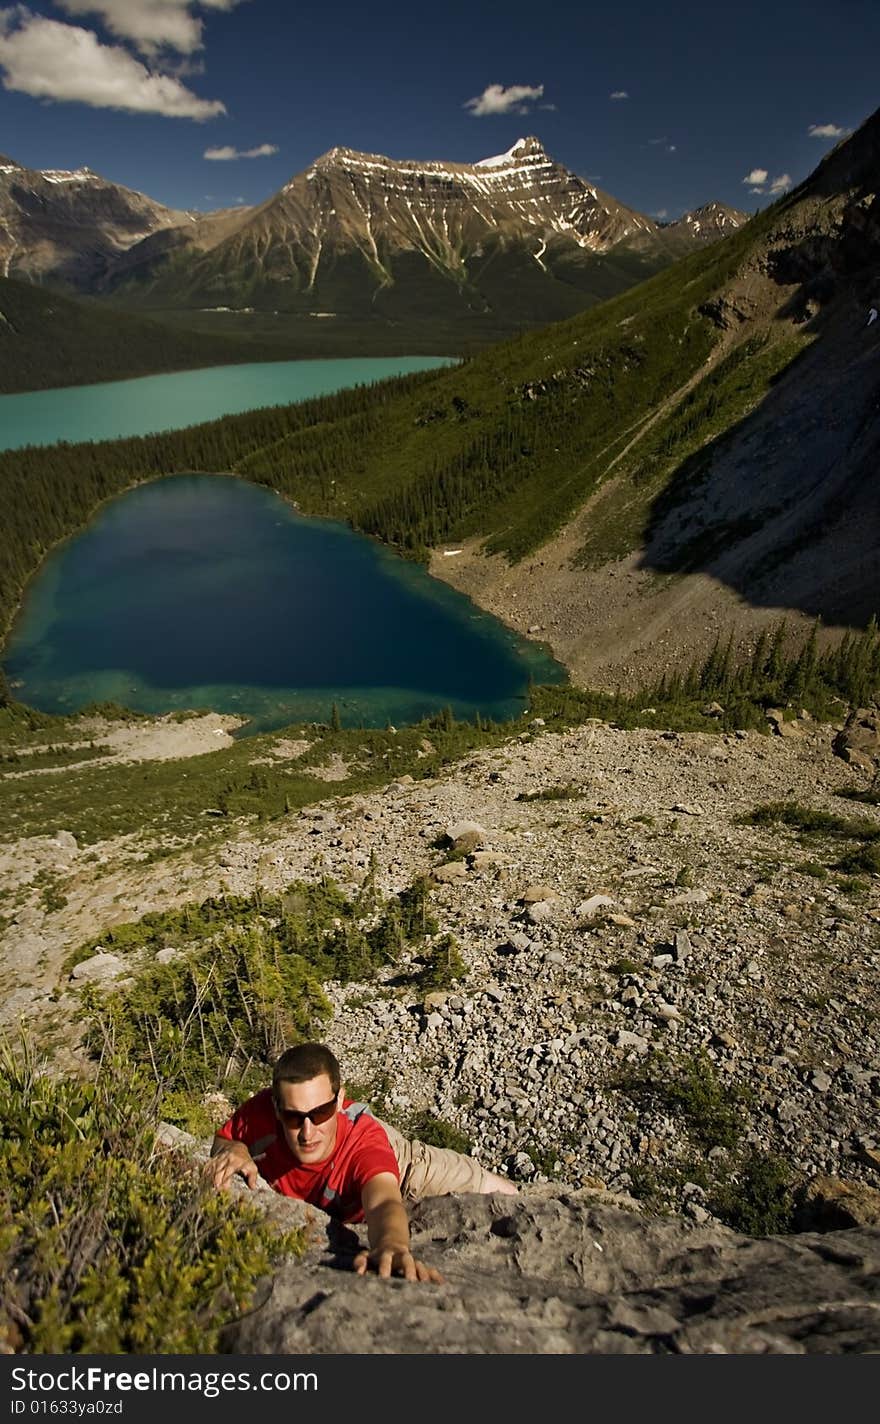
[833,707,880,773]
[158,1124,880,1353]
[219,1189,880,1354]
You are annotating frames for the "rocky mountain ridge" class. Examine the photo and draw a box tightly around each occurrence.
[0,140,746,331]
[111,136,746,321]
[0,152,194,290]
[155,1126,880,1354]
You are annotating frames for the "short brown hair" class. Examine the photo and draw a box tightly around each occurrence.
[272,1042,341,1097]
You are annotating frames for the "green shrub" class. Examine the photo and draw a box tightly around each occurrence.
[628,1148,796,1236]
[516,783,585,802]
[90,923,332,1100]
[415,935,467,991]
[619,1051,748,1151]
[708,1151,796,1236]
[0,1042,301,1353]
[77,875,446,1106]
[406,1111,472,1155]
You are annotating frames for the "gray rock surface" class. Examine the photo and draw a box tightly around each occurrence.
[220,1190,880,1355]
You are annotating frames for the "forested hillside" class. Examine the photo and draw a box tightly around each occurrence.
[0,278,330,394]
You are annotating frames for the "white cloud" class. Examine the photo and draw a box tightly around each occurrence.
[609,90,628,100]
[653,208,668,219]
[0,9,225,118]
[56,0,246,57]
[743,167,792,197]
[464,82,544,116]
[808,122,850,139]
[204,142,278,160]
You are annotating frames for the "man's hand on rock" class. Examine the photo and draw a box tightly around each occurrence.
[352,1245,444,1284]
[207,1140,260,1191]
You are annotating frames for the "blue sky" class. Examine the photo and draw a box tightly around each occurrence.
[1,0,878,218]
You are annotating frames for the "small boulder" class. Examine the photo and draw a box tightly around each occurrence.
[70,952,128,985]
[433,861,469,883]
[794,1174,880,1230]
[833,707,880,770]
[469,850,507,871]
[527,900,557,924]
[444,820,487,849]
[577,894,615,919]
[521,884,558,904]
[614,1030,650,1053]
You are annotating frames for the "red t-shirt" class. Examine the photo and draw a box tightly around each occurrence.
[216,1089,399,1223]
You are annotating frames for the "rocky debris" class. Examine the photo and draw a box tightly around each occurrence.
[833,706,880,772]
[4,717,880,1230]
[217,1189,880,1354]
[0,830,80,894]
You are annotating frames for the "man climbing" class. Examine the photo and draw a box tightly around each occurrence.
[208,1040,516,1284]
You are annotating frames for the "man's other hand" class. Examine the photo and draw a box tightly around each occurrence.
[352,1245,444,1284]
[207,1139,260,1191]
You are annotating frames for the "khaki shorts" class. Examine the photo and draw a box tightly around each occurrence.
[377,1118,487,1199]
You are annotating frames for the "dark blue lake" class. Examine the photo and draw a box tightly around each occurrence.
[4,475,565,734]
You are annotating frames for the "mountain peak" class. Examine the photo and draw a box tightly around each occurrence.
[475,136,547,168]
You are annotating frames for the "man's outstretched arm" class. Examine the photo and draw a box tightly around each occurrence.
[354,1172,444,1284]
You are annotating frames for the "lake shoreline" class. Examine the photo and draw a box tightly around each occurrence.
[5,472,564,733]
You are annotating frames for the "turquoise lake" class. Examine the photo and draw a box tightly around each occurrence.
[5,474,564,734]
[0,355,453,451]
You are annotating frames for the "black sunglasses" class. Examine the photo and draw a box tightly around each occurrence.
[274,1095,338,1130]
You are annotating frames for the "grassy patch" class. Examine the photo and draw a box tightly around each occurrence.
[629,1148,796,1236]
[608,958,640,976]
[739,800,880,878]
[739,802,880,841]
[516,782,586,802]
[406,1111,472,1155]
[837,786,880,807]
[0,743,112,772]
[617,1051,749,1152]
